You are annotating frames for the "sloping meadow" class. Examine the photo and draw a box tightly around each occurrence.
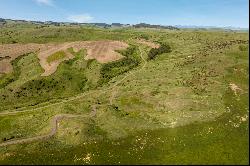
[0,26,249,164]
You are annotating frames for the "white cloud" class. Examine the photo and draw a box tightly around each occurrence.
[35,0,54,6]
[67,14,94,23]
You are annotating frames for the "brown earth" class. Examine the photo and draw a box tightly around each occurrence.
[0,40,128,76]
[73,40,128,63]
[229,83,242,95]
[38,43,75,76]
[0,44,42,73]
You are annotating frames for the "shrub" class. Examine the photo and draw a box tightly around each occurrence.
[239,45,248,51]
[139,34,150,40]
[98,45,140,86]
[0,53,30,89]
[147,44,171,60]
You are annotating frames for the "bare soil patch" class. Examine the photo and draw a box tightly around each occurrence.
[0,40,128,76]
[229,83,242,95]
[0,44,42,73]
[38,43,75,76]
[38,41,128,76]
[73,40,129,63]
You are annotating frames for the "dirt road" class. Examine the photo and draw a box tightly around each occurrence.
[0,113,97,147]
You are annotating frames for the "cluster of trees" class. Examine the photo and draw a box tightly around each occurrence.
[0,56,10,61]
[0,49,91,111]
[138,34,150,40]
[18,58,88,97]
[98,46,140,86]
[0,53,29,89]
[0,18,6,26]
[2,135,15,142]
[99,58,139,84]
[147,44,172,60]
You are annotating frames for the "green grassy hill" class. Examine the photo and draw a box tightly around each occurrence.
[0,24,248,164]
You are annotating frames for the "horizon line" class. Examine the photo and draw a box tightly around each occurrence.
[1,17,249,29]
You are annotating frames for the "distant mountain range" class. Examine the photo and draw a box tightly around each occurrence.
[0,18,248,31]
[175,25,248,31]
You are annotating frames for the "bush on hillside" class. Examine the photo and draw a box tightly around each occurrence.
[147,44,171,60]
[98,45,140,86]
[239,44,248,51]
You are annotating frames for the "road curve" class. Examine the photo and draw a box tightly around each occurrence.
[0,114,90,147]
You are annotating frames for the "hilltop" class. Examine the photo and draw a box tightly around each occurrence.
[0,18,179,30]
[1,18,248,31]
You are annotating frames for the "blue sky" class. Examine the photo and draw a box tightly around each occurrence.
[0,0,249,28]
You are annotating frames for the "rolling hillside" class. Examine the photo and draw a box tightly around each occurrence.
[0,22,248,164]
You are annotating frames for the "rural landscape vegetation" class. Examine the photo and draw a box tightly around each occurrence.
[0,0,249,165]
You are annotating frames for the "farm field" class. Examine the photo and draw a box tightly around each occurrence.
[0,23,249,165]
